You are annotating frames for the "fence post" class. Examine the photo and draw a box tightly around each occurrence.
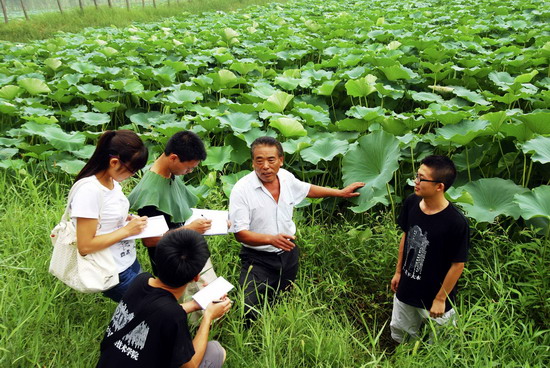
[0,0,8,23]
[153,0,157,9]
[142,0,145,8]
[126,0,130,10]
[93,0,98,10]
[107,0,112,8]
[19,0,29,20]
[78,0,84,12]
[56,0,63,14]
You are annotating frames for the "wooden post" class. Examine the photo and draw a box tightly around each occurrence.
[93,0,98,10]
[19,0,29,20]
[78,0,84,12]
[126,0,130,10]
[152,0,157,9]
[107,0,112,8]
[56,0,63,14]
[142,0,145,8]
[0,0,8,24]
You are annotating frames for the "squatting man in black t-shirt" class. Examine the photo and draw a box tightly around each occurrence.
[390,155,469,343]
[97,230,232,368]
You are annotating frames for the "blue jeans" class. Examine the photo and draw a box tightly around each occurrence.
[102,259,141,302]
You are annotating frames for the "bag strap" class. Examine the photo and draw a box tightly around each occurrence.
[100,295,174,351]
[62,177,105,223]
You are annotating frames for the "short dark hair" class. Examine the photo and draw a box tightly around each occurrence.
[250,136,284,158]
[155,230,210,288]
[165,131,207,162]
[421,155,457,192]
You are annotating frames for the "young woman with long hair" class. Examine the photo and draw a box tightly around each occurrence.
[70,130,149,302]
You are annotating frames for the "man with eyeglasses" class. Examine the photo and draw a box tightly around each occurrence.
[390,155,469,343]
[128,131,215,283]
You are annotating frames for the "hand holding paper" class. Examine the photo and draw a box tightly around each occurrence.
[192,276,234,310]
[184,208,229,236]
[123,215,169,241]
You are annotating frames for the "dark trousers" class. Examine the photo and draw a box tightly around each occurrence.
[239,245,299,323]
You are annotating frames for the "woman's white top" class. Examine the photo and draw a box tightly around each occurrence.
[70,176,136,273]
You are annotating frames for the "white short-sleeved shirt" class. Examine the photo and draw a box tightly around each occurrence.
[70,176,136,272]
[229,168,311,253]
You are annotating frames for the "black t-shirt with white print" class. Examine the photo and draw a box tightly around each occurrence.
[396,194,469,311]
[97,273,195,368]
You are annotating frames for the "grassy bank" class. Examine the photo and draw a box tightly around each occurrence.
[0,172,548,367]
[0,0,286,42]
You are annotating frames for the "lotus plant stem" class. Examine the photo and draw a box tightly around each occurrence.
[497,139,511,178]
[330,95,337,122]
[410,145,415,173]
[526,160,533,188]
[386,182,395,221]
[522,154,527,187]
[465,146,472,182]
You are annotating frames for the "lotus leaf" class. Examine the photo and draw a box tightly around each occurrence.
[264,91,294,113]
[514,186,550,221]
[269,117,307,138]
[435,119,489,145]
[515,111,550,134]
[55,159,86,175]
[522,136,550,164]
[18,78,51,95]
[342,130,401,212]
[219,112,259,134]
[203,146,233,171]
[0,85,21,100]
[281,137,312,154]
[345,74,377,97]
[459,178,529,222]
[72,112,111,126]
[221,170,251,198]
[225,134,250,165]
[300,137,349,164]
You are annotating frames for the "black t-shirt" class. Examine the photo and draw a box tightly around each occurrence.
[97,273,195,368]
[396,194,469,311]
[137,206,183,276]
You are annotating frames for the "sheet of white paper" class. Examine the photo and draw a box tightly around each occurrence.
[184,208,229,236]
[192,276,234,310]
[123,215,169,240]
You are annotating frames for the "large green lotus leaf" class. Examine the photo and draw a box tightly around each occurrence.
[346,106,385,121]
[129,111,177,127]
[0,85,21,100]
[71,145,96,159]
[293,106,331,126]
[275,76,301,90]
[18,78,51,95]
[0,147,18,160]
[450,86,491,105]
[203,146,233,171]
[264,91,293,113]
[342,131,401,212]
[411,92,445,104]
[164,90,203,105]
[345,74,377,97]
[76,83,103,95]
[221,170,251,198]
[522,136,550,164]
[501,121,534,142]
[70,62,98,74]
[0,101,16,114]
[480,110,519,133]
[269,117,307,138]
[281,137,312,154]
[92,101,120,113]
[435,119,489,145]
[22,122,86,151]
[55,159,86,175]
[459,178,529,222]
[237,128,278,147]
[515,111,550,134]
[72,112,111,126]
[379,65,420,81]
[336,118,371,132]
[313,80,340,96]
[224,134,250,165]
[445,187,474,206]
[218,112,259,133]
[300,137,349,165]
[514,186,550,221]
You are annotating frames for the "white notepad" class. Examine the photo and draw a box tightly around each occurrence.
[123,215,169,240]
[192,276,234,310]
[184,208,229,236]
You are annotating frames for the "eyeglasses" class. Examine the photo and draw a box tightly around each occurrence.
[412,174,440,184]
[120,161,138,175]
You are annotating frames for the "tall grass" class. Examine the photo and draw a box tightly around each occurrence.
[0,0,286,42]
[0,171,548,367]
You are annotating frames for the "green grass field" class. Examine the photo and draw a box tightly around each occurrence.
[0,172,548,367]
[0,0,286,42]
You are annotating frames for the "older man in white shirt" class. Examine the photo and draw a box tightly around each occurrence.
[229,136,364,322]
